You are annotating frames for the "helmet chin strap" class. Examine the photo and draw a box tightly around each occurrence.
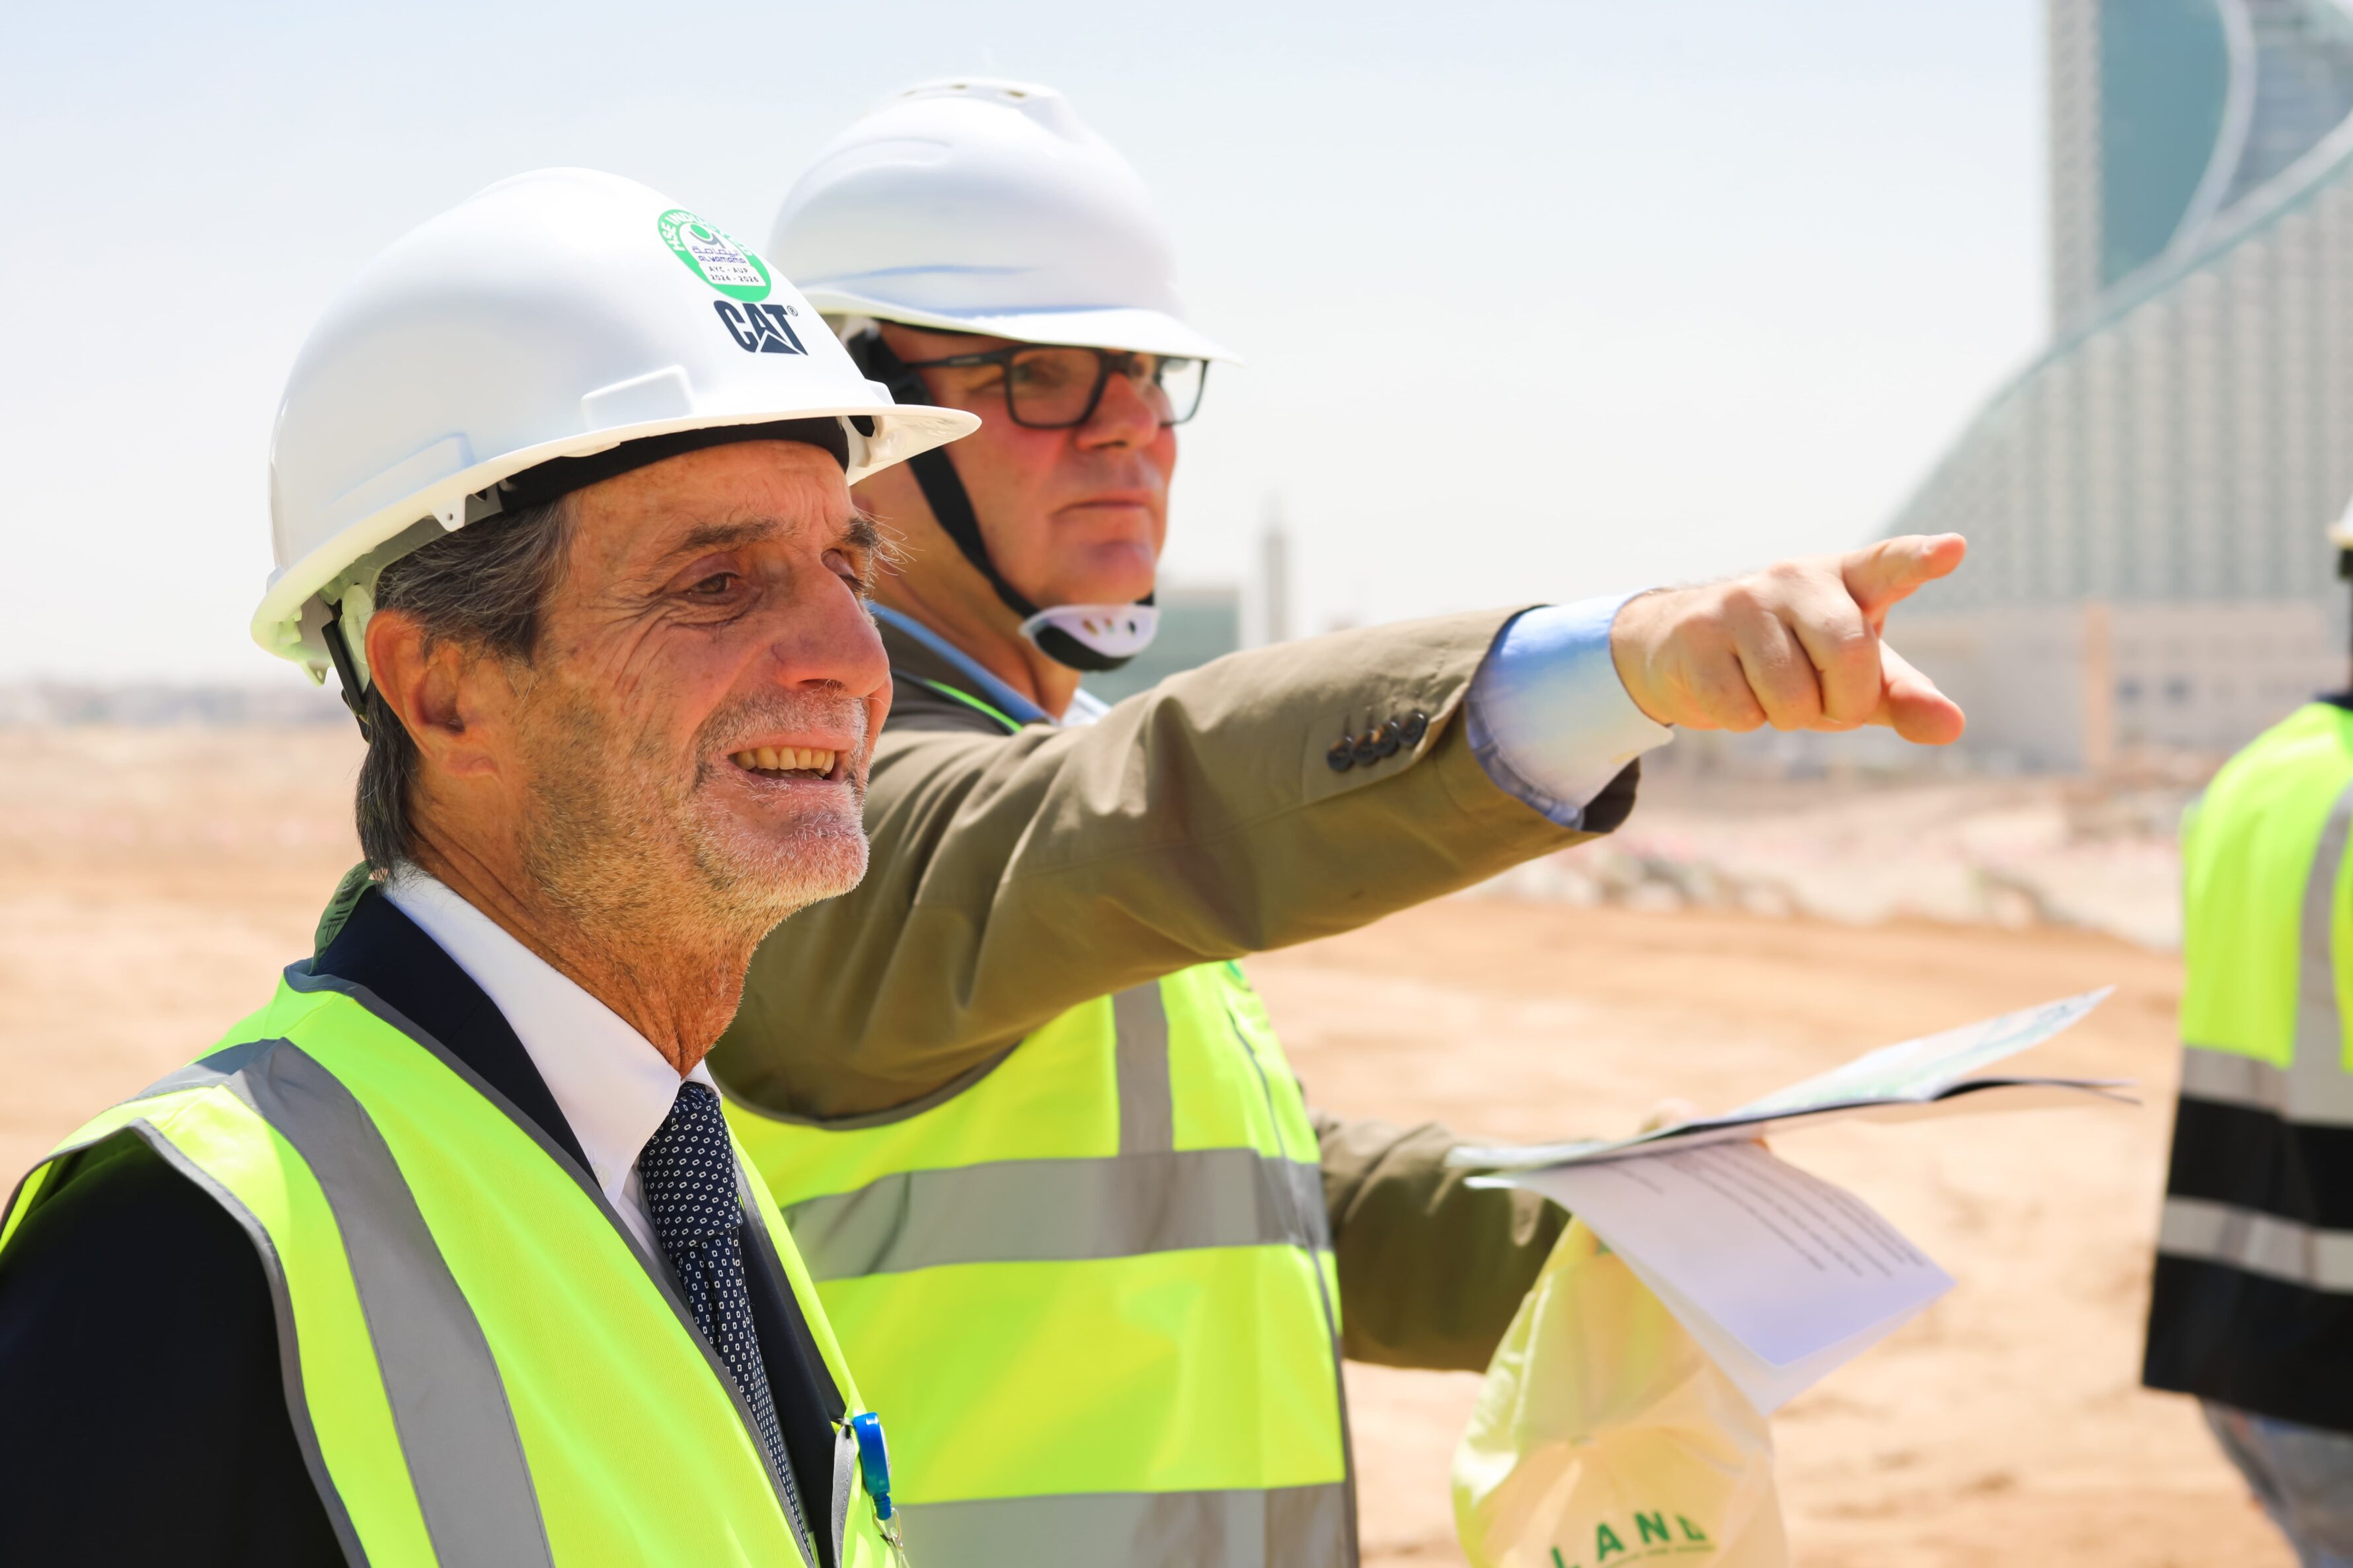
[1020,603,1161,666]
[850,328,1157,674]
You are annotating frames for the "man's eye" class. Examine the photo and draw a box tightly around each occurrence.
[687,572,739,597]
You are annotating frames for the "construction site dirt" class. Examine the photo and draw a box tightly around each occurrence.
[0,726,2286,1567]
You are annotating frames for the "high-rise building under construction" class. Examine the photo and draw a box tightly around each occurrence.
[1892,0,2353,768]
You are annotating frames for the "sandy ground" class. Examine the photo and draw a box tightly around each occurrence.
[1483,769,2195,951]
[0,728,2288,1567]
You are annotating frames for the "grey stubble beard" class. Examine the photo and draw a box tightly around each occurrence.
[514,681,872,1039]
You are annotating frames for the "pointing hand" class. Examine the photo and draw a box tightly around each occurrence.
[1607,534,1968,744]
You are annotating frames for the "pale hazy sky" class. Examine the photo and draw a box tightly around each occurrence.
[1,0,2043,682]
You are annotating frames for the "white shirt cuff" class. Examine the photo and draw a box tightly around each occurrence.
[1465,595,1674,828]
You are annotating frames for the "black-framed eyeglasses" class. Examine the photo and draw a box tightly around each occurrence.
[894,343,1209,429]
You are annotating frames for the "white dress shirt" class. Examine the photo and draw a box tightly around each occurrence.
[385,868,704,1259]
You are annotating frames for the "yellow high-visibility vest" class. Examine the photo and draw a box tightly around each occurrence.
[726,957,1355,1567]
[2,967,906,1567]
[2145,699,2353,1429]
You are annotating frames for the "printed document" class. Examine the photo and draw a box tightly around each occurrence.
[1455,990,2138,1411]
[1506,1141,1954,1412]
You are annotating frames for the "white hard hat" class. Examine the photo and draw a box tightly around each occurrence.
[2330,494,2353,552]
[769,79,1235,363]
[255,167,977,679]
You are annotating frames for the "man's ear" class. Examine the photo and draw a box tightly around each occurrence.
[363,609,507,779]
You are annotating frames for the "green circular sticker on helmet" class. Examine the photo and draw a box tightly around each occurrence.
[657,209,773,302]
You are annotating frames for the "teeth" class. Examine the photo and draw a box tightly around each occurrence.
[729,747,838,775]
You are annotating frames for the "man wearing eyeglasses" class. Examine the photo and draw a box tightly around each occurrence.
[713,79,1970,1568]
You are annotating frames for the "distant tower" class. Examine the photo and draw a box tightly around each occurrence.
[1257,497,1292,647]
[2046,0,2105,328]
[2048,0,2353,330]
[1879,0,2353,768]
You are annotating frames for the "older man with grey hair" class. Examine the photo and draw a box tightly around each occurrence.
[0,169,966,1568]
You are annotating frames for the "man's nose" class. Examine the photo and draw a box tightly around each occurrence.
[764,572,891,700]
[1075,363,1163,449]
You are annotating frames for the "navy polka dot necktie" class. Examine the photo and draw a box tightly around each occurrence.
[639,1080,810,1549]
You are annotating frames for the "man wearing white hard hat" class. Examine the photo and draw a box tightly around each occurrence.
[0,169,958,1566]
[714,80,1971,1567]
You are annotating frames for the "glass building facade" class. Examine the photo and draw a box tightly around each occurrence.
[1892,0,2353,768]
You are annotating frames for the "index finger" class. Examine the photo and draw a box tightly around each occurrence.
[1781,577,1880,728]
[1870,640,1966,745]
[1841,533,1968,623]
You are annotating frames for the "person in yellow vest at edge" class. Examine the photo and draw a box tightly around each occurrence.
[2142,503,2353,1565]
[0,168,982,1567]
[711,79,1974,1568]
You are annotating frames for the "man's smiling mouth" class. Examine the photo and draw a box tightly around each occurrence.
[730,747,839,780]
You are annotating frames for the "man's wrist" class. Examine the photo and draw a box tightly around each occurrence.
[1605,587,1675,728]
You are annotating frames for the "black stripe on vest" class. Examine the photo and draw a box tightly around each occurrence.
[2145,1255,2353,1432]
[2147,1093,2353,1433]
[2162,1096,2353,1231]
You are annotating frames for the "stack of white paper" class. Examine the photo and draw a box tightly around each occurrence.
[1508,1141,1953,1411]
[1461,990,2132,1411]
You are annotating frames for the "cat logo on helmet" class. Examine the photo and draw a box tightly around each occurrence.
[657,207,773,301]
[252,168,978,681]
[714,301,808,355]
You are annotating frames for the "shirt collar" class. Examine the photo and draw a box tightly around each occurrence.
[382,867,710,1207]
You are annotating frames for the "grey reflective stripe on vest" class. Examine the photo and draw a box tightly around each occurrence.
[1113,983,1174,1154]
[2159,1195,2353,1292]
[143,1039,557,1568]
[134,1036,282,1099]
[896,1481,1351,1568]
[2178,1046,2353,1125]
[787,1148,1325,1279]
[787,979,1328,1281]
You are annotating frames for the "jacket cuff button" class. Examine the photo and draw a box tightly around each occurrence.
[1400,710,1429,745]
[1371,722,1402,759]
[1326,739,1356,772]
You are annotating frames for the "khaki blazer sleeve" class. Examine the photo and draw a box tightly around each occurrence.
[1313,1109,1568,1370]
[714,607,1622,1119]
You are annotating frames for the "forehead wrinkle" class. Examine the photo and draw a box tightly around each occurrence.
[668,515,783,558]
[660,496,873,563]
